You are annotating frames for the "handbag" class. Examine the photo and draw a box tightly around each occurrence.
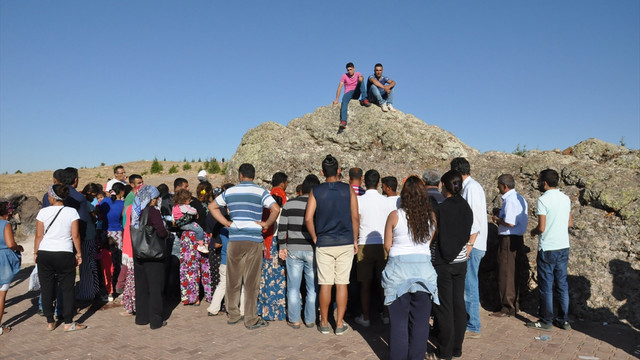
[28,264,40,292]
[130,207,165,261]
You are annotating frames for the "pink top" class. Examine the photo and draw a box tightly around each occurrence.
[172,204,197,220]
[340,71,362,92]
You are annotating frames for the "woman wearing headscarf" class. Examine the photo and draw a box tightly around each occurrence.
[382,176,439,360]
[132,185,168,329]
[0,202,23,336]
[34,184,87,332]
[258,172,288,321]
[431,170,473,360]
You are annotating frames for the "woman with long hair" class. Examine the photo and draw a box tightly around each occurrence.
[34,184,87,332]
[0,202,23,336]
[381,175,439,360]
[431,170,474,360]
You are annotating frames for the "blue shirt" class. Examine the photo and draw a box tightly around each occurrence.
[98,198,125,231]
[215,181,276,243]
[368,74,392,92]
[382,254,439,306]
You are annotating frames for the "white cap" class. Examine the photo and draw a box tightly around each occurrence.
[197,170,207,182]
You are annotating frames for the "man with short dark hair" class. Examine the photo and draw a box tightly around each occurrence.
[422,169,445,208]
[368,63,396,112]
[123,174,144,209]
[106,165,127,192]
[450,157,487,338]
[527,169,572,331]
[490,174,528,318]
[333,62,370,130]
[381,176,400,210]
[305,155,359,336]
[278,174,320,328]
[354,169,392,327]
[349,167,365,196]
[209,163,280,330]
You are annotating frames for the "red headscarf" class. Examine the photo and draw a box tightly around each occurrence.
[262,187,287,259]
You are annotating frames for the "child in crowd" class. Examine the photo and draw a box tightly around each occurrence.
[172,189,208,253]
[97,236,115,301]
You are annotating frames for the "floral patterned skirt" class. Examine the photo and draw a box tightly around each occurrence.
[180,231,212,304]
[258,239,286,321]
[122,264,136,314]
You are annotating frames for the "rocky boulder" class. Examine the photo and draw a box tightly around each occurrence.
[226,103,640,327]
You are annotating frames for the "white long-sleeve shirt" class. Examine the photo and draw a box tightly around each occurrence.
[461,176,488,251]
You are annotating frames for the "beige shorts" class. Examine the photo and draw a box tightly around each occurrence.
[356,244,388,282]
[316,244,354,285]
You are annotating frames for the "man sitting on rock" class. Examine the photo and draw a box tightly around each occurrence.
[368,63,396,112]
[333,62,370,130]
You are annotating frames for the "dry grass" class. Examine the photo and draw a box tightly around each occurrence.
[0,160,226,199]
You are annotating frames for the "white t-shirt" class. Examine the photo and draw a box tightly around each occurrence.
[389,209,433,257]
[358,189,394,245]
[105,178,126,192]
[36,206,80,252]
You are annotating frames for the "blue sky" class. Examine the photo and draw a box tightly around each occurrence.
[1,1,638,173]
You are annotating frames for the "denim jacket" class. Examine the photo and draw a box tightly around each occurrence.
[381,253,439,306]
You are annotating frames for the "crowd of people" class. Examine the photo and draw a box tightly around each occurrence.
[0,157,573,360]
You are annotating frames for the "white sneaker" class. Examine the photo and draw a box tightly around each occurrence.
[197,245,209,254]
[354,314,370,327]
[108,295,114,302]
[380,313,390,325]
[381,103,389,112]
[387,103,395,112]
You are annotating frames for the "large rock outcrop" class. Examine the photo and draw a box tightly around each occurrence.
[226,103,640,327]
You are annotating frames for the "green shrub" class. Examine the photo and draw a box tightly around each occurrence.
[221,163,228,175]
[150,158,163,174]
[168,165,179,174]
[183,163,192,171]
[141,171,148,176]
[14,170,22,174]
[512,144,528,157]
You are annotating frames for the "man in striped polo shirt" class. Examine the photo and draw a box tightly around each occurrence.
[277,174,321,329]
[209,163,280,330]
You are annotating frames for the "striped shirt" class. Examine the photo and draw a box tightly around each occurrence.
[277,195,313,252]
[215,181,276,242]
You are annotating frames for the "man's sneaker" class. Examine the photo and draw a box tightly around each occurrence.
[387,103,395,112]
[554,320,571,330]
[196,245,209,254]
[380,313,390,325]
[354,314,370,327]
[335,324,349,336]
[526,320,553,331]
[465,330,482,339]
[339,121,347,129]
[317,323,331,335]
[360,99,371,107]
[381,103,389,112]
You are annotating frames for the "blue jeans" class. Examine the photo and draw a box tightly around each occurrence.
[368,85,394,105]
[340,81,367,123]
[180,223,204,241]
[286,250,317,324]
[537,248,570,324]
[464,248,485,333]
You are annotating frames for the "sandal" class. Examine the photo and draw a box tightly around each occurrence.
[64,322,88,332]
[287,322,301,329]
[0,325,11,335]
[46,322,55,331]
[246,318,269,330]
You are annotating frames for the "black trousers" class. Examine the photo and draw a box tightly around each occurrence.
[37,251,76,324]
[134,258,166,329]
[433,262,467,359]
